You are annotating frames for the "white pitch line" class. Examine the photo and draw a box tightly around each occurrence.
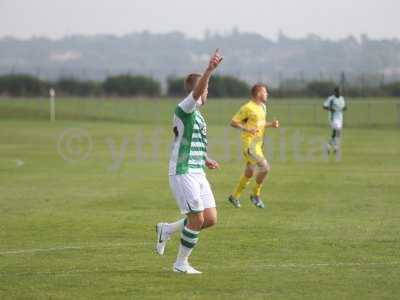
[15,159,24,167]
[254,261,400,269]
[1,243,398,277]
[0,242,151,256]
[0,261,399,278]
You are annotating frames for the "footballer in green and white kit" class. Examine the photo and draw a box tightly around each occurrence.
[155,49,223,274]
[323,87,347,153]
[168,92,215,214]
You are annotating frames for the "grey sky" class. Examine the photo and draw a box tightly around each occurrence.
[0,0,399,40]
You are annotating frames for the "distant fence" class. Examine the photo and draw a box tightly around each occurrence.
[206,99,400,128]
[266,100,400,128]
[0,97,399,128]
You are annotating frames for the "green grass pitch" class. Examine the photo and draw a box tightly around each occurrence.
[0,97,399,299]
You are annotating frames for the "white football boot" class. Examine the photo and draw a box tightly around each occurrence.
[155,223,170,255]
[173,262,202,274]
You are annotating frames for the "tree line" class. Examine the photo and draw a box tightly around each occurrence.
[0,73,399,98]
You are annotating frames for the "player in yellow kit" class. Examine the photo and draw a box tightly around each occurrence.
[228,84,279,208]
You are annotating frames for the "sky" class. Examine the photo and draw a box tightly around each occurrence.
[0,0,399,40]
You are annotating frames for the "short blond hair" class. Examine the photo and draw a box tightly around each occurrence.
[251,84,268,98]
[184,73,202,93]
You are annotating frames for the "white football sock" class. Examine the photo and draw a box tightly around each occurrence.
[176,244,193,265]
[165,218,185,236]
[175,226,200,265]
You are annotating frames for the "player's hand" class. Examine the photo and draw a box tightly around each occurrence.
[205,159,220,170]
[272,119,280,128]
[207,49,223,72]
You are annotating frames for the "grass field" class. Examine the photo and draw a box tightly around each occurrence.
[1,97,399,299]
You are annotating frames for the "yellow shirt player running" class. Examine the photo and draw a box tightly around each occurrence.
[229,84,280,208]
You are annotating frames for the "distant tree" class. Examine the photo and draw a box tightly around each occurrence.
[276,78,308,97]
[167,77,185,97]
[208,75,250,98]
[167,75,250,98]
[382,82,400,97]
[0,74,47,96]
[306,81,337,97]
[2,32,400,86]
[103,75,161,97]
[56,78,100,96]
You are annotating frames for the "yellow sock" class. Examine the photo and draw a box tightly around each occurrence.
[252,182,263,197]
[232,175,251,198]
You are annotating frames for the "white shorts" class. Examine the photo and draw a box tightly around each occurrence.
[330,120,343,130]
[169,173,216,215]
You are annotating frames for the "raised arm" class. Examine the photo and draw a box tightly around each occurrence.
[193,49,223,100]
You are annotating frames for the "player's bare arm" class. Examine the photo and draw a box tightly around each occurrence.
[193,49,223,100]
[230,120,259,134]
[265,119,280,128]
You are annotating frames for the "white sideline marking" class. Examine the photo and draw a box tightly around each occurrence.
[0,261,398,277]
[0,159,24,168]
[1,243,398,277]
[15,159,24,167]
[0,242,150,256]
[257,261,400,269]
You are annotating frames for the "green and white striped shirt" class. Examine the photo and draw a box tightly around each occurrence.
[169,92,208,175]
[323,95,346,123]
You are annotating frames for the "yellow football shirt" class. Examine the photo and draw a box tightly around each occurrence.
[232,100,267,149]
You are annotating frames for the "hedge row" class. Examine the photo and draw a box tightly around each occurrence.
[0,74,161,97]
[1,74,400,98]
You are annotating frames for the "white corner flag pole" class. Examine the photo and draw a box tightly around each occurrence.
[49,88,56,122]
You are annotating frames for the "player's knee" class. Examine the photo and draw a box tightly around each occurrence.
[187,213,204,230]
[206,215,217,227]
[259,161,270,173]
[244,168,254,178]
[245,165,256,177]
[201,208,217,229]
